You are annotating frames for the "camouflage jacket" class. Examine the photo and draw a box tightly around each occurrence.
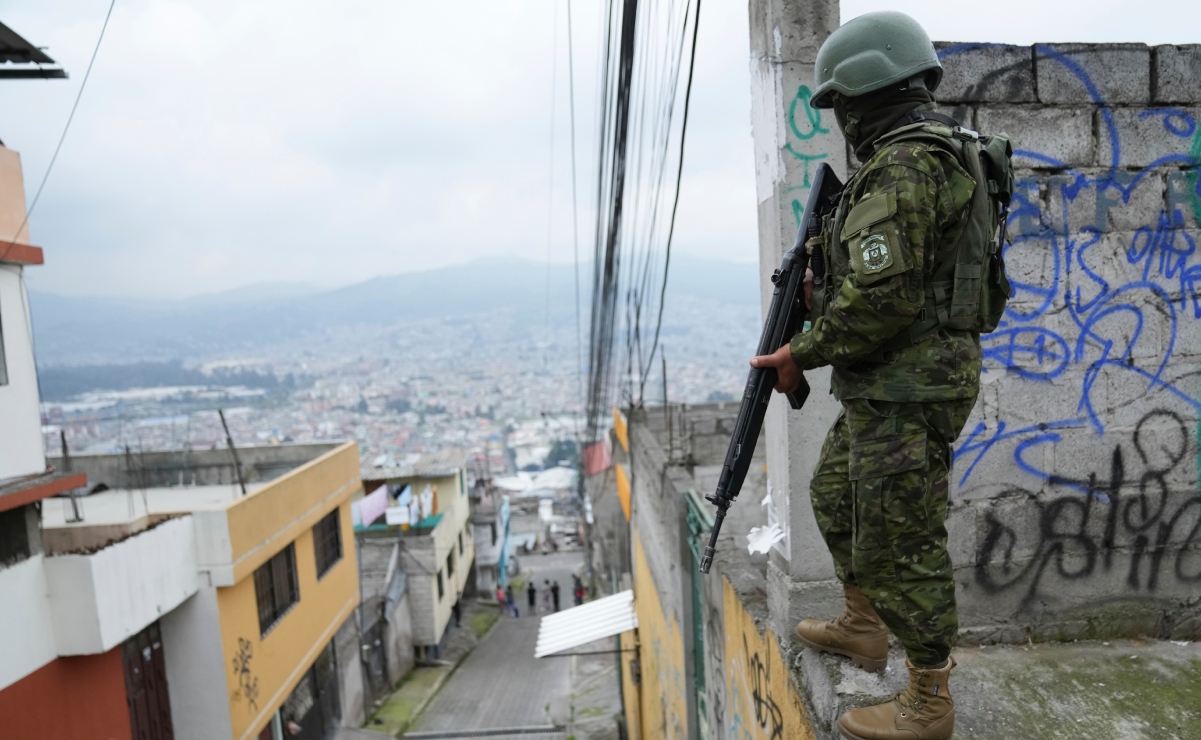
[789,132,983,401]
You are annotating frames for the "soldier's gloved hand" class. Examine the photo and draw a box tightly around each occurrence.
[750,344,802,394]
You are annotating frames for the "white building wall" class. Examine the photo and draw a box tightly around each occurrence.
[0,555,58,691]
[161,584,235,740]
[44,516,200,655]
[0,264,46,481]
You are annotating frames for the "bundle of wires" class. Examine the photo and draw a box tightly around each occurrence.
[584,0,702,451]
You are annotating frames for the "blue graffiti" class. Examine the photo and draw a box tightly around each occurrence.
[938,44,1201,488]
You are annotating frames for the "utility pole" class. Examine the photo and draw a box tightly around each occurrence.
[218,409,247,496]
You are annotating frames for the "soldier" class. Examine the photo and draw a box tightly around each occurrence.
[751,11,1009,740]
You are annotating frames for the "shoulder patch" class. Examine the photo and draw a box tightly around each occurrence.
[842,186,914,285]
[860,234,892,272]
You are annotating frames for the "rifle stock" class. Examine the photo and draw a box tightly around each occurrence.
[700,163,843,574]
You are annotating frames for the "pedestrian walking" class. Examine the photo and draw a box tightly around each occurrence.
[505,584,518,617]
[541,579,553,614]
[551,581,561,613]
[572,575,585,606]
[527,580,537,616]
[496,586,506,612]
[451,599,462,628]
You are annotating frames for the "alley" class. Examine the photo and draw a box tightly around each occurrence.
[407,552,592,735]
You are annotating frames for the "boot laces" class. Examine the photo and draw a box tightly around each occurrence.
[893,670,931,714]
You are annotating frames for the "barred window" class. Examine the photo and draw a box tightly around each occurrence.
[254,543,299,635]
[313,509,342,579]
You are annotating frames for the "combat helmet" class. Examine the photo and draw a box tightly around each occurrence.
[811,11,942,109]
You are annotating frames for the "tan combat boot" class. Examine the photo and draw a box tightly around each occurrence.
[837,658,956,740]
[794,584,889,672]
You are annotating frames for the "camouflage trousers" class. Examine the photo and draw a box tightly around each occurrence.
[809,396,976,667]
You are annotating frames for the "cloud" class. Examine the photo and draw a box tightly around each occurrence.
[2,0,1197,299]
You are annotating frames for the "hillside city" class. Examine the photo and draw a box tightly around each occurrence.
[39,295,759,476]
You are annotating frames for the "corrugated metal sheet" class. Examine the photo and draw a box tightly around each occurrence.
[534,590,637,658]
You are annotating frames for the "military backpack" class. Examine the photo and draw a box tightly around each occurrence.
[874,110,1015,349]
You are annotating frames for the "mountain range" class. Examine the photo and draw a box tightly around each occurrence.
[29,255,761,366]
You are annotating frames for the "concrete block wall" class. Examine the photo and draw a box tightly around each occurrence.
[751,9,1201,645]
[932,42,1201,641]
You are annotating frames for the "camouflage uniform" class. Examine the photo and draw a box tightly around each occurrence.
[790,125,981,667]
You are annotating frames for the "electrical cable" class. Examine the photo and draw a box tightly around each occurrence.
[567,0,583,440]
[544,1,559,365]
[2,0,118,261]
[5,1,118,464]
[641,0,701,396]
[584,0,702,444]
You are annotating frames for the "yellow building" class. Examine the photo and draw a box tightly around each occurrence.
[41,442,364,740]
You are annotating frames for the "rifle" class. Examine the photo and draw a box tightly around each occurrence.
[699,162,843,574]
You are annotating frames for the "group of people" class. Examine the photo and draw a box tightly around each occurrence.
[495,575,586,617]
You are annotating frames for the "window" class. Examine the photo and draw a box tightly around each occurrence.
[0,301,8,386]
[458,532,463,555]
[254,543,299,635]
[436,570,444,600]
[447,550,455,577]
[490,522,497,546]
[0,506,33,569]
[312,509,342,579]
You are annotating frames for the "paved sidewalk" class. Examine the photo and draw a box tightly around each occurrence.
[410,552,589,733]
[367,600,498,736]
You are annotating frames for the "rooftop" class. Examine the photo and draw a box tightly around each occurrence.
[361,449,467,482]
[41,483,267,529]
[0,20,66,78]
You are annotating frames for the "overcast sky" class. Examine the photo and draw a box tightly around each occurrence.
[1,0,1198,299]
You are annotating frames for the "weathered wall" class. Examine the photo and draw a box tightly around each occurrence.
[0,645,133,740]
[721,578,816,740]
[751,0,1201,642]
[627,526,820,740]
[629,530,690,739]
[933,42,1201,640]
[622,405,820,739]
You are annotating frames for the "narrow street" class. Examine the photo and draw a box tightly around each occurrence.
[407,551,619,739]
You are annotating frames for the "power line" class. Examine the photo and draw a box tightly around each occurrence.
[642,0,701,397]
[544,1,559,361]
[584,0,703,447]
[2,0,118,261]
[567,0,583,431]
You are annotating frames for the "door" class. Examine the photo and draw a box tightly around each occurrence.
[281,641,342,740]
[361,617,390,704]
[122,622,175,740]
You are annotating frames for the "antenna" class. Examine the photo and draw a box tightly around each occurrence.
[60,430,83,523]
[218,409,247,496]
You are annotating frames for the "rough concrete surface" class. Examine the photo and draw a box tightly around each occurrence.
[1035,43,1151,104]
[934,43,1035,103]
[792,638,1201,740]
[1154,45,1201,104]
